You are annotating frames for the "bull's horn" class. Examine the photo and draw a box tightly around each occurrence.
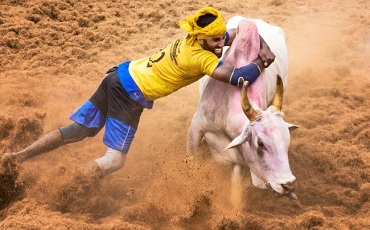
[241,81,258,120]
[270,75,284,111]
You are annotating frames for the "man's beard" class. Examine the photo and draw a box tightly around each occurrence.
[201,40,223,58]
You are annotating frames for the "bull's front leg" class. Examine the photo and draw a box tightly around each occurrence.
[230,164,244,208]
[187,113,204,155]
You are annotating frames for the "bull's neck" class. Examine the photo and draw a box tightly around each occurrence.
[247,75,267,110]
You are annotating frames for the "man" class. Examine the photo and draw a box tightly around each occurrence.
[1,7,275,178]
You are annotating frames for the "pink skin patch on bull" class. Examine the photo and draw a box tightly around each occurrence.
[225,19,267,109]
[262,125,276,135]
[225,19,260,67]
[230,85,265,116]
[247,83,266,109]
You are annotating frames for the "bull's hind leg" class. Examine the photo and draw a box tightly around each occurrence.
[187,114,204,155]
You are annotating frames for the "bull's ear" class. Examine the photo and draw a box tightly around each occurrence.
[224,134,247,150]
[286,122,299,131]
[223,127,249,150]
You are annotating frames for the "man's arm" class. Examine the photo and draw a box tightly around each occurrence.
[210,58,265,87]
[225,28,236,46]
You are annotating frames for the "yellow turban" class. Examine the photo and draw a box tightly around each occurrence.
[179,7,226,45]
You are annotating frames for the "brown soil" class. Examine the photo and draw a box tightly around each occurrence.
[0,0,369,229]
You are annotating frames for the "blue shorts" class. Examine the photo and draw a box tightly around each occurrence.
[70,68,144,153]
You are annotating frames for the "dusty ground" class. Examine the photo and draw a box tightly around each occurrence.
[0,0,369,229]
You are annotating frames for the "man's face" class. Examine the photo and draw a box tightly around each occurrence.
[198,34,226,58]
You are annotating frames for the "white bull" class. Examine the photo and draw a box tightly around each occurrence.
[188,16,299,203]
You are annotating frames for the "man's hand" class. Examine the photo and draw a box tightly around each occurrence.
[259,44,275,68]
[258,35,275,68]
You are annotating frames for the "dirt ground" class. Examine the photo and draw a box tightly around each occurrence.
[0,0,369,229]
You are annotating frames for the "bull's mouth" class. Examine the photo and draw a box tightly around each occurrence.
[250,170,297,200]
[265,182,298,200]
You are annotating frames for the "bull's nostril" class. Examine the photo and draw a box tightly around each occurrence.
[282,181,297,192]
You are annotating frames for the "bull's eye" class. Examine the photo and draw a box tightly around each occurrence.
[257,140,265,149]
[257,139,265,157]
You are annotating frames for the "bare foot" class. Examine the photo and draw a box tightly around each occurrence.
[0,153,18,170]
[0,153,23,210]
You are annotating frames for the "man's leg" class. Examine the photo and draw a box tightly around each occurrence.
[1,129,63,167]
[77,66,142,178]
[1,122,98,167]
[83,147,127,178]
[16,129,63,162]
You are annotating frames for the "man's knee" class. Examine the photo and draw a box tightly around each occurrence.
[59,122,98,144]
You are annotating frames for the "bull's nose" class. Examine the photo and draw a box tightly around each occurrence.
[281,180,297,193]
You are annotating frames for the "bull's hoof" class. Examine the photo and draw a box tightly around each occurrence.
[287,192,298,200]
[273,190,298,200]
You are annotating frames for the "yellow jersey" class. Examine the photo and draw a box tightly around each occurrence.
[128,37,220,101]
